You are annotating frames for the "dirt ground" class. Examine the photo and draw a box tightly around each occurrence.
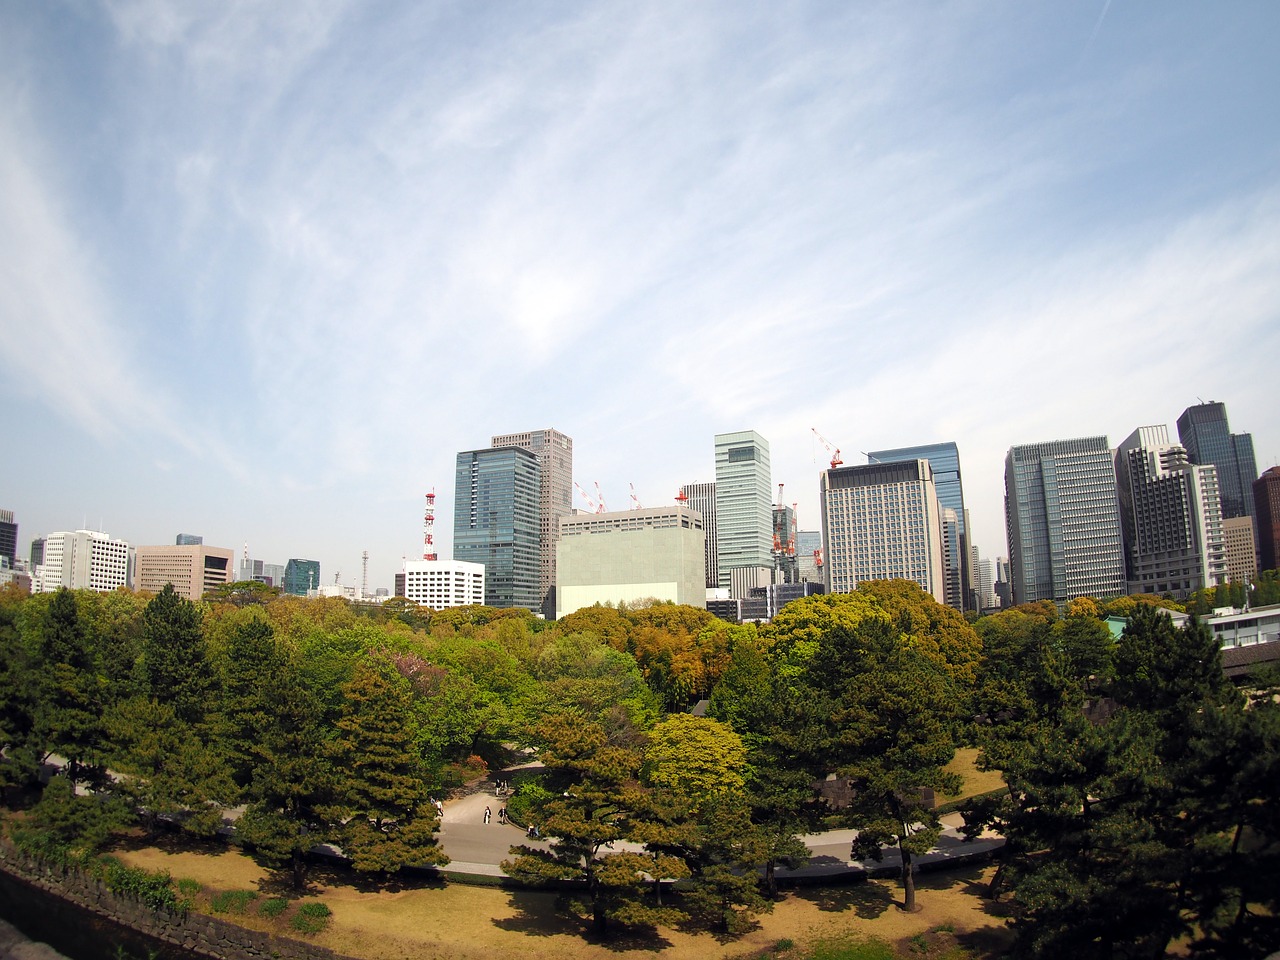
[115,844,1015,960]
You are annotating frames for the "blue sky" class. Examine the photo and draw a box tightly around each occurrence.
[3,1,1278,594]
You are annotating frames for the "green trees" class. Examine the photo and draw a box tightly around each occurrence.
[504,714,686,934]
[330,657,447,874]
[979,605,1280,958]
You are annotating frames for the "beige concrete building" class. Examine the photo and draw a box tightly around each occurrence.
[1221,515,1257,584]
[556,505,706,618]
[134,544,235,600]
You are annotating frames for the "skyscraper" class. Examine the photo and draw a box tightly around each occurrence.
[714,430,773,597]
[1005,436,1126,605]
[1254,467,1280,574]
[820,459,945,602]
[454,446,542,611]
[866,442,971,610]
[680,482,718,589]
[491,428,572,619]
[1115,425,1226,598]
[1177,402,1259,520]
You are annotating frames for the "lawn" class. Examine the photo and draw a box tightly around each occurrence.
[115,843,1014,960]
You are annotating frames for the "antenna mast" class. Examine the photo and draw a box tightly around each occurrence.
[424,488,438,561]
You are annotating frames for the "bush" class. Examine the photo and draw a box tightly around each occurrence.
[505,777,553,825]
[290,901,332,934]
[95,857,184,914]
[259,897,289,918]
[211,889,259,914]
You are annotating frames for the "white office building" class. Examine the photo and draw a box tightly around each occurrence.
[35,530,130,593]
[401,558,485,609]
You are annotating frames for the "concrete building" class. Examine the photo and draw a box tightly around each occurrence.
[820,459,945,603]
[491,428,573,619]
[283,558,321,596]
[714,430,773,597]
[1221,516,1258,585]
[1255,467,1280,573]
[134,544,236,600]
[454,446,541,611]
[0,510,16,566]
[35,530,130,593]
[977,558,997,610]
[1115,425,1226,599]
[680,482,718,588]
[1005,436,1127,605]
[556,505,705,618]
[1177,401,1258,521]
[175,533,203,546]
[400,559,485,608]
[866,442,972,609]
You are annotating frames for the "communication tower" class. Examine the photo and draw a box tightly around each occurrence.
[423,488,438,561]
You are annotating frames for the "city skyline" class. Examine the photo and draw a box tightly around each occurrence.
[3,3,1278,592]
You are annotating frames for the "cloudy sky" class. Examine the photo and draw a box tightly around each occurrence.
[3,1,1278,594]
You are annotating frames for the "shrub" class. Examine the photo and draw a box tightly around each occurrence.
[211,889,259,914]
[96,857,183,914]
[290,901,332,934]
[259,897,289,918]
[505,777,553,825]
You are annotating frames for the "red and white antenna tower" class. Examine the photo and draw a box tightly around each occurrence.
[675,487,690,504]
[423,488,438,561]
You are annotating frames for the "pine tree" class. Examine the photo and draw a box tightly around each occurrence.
[140,584,216,728]
[330,657,448,874]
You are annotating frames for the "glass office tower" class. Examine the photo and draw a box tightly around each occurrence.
[454,446,542,611]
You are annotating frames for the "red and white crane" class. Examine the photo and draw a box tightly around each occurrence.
[811,427,844,469]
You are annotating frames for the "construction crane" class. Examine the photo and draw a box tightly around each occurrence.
[629,483,643,510]
[811,427,844,469]
[594,482,609,513]
[574,481,601,513]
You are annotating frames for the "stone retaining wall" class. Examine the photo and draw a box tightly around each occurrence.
[0,842,356,960]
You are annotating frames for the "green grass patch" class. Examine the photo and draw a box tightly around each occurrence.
[806,935,896,960]
[290,900,332,933]
[210,889,259,914]
[259,896,289,918]
[938,748,1006,805]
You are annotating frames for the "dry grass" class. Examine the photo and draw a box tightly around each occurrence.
[114,843,1014,960]
[940,749,1006,806]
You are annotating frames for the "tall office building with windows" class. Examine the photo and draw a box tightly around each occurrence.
[1115,425,1226,598]
[454,446,542,611]
[866,442,970,610]
[1177,402,1258,521]
[1005,436,1126,605]
[714,431,773,597]
[490,428,572,619]
[680,482,718,588]
[820,459,945,602]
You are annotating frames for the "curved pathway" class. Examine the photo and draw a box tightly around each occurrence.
[435,774,1003,883]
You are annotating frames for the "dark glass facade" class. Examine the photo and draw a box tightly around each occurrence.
[283,558,320,596]
[1177,402,1258,520]
[454,447,542,611]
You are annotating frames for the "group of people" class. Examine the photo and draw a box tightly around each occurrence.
[482,805,508,825]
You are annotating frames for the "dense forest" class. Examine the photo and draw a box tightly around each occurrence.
[0,579,1277,956]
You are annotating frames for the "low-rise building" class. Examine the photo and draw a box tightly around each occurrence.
[400,559,485,609]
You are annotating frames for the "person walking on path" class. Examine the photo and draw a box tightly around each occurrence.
[483,806,491,824]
